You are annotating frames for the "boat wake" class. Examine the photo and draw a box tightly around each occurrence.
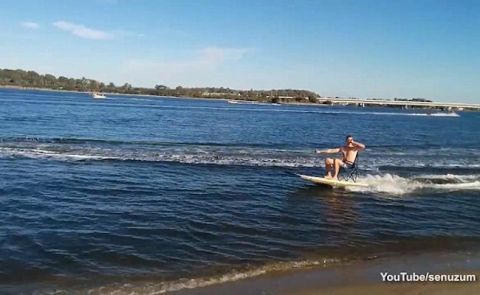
[0,138,478,170]
[428,112,460,117]
[347,173,480,195]
[1,137,479,195]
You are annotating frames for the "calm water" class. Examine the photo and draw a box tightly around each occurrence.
[1,89,479,294]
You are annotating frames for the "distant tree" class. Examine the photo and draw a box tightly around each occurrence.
[0,68,325,104]
[88,80,100,91]
[122,83,132,92]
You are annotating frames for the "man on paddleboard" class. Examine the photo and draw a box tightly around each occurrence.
[316,135,365,180]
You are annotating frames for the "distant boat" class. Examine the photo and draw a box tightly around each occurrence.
[91,92,106,99]
[227,100,239,104]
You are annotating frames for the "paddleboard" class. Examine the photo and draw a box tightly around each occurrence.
[297,174,368,188]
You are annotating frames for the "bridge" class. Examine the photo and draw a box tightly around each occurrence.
[315,98,480,111]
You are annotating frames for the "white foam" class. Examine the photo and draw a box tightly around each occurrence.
[347,174,480,195]
[62,259,340,295]
[347,174,423,195]
[0,147,109,161]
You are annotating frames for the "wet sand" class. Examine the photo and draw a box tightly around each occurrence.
[173,251,479,295]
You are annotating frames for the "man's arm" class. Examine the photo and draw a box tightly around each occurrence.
[316,147,341,154]
[352,140,366,150]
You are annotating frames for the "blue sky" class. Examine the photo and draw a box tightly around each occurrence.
[0,0,479,103]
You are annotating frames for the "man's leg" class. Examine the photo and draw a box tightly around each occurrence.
[325,158,334,178]
[332,159,344,180]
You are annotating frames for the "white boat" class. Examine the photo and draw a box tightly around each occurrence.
[91,92,107,99]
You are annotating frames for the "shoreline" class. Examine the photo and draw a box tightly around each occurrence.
[170,251,480,295]
[33,250,480,295]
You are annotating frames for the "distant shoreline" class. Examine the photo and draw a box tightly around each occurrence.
[0,84,224,102]
[0,84,170,98]
[1,85,478,111]
[0,84,325,105]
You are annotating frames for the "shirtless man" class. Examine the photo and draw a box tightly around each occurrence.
[315,135,366,180]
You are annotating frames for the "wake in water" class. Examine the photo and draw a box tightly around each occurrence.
[0,137,478,169]
[1,148,479,195]
[427,112,460,117]
[347,173,480,195]
[1,136,479,195]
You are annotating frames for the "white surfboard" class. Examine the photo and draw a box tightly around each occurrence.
[297,174,368,188]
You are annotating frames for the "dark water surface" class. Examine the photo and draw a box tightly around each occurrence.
[0,89,479,293]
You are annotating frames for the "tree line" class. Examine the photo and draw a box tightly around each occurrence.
[0,68,320,103]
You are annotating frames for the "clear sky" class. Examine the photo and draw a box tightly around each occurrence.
[0,0,479,103]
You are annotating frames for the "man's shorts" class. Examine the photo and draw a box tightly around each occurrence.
[341,162,355,169]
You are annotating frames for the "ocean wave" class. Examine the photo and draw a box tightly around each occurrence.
[42,258,342,295]
[27,241,480,294]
